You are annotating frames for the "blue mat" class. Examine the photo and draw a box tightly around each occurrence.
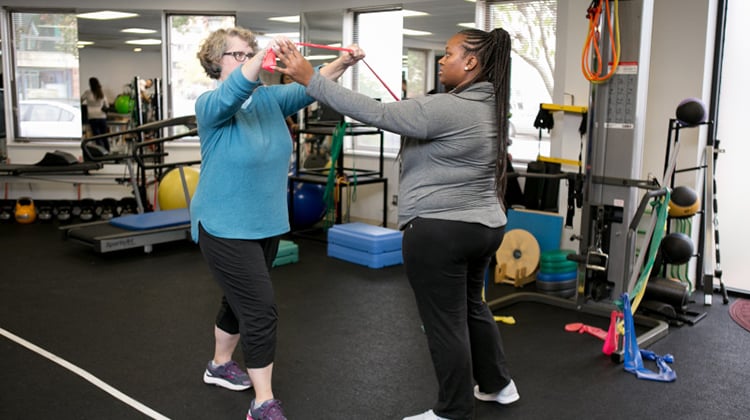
[109,208,190,231]
[506,209,563,253]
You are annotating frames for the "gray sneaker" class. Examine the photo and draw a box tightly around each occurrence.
[247,399,287,420]
[203,360,252,391]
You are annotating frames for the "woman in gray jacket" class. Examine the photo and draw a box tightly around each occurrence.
[277,28,518,420]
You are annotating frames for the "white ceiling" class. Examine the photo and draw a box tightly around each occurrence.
[73,1,477,53]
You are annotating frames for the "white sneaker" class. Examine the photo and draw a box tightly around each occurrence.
[402,409,450,420]
[473,379,520,405]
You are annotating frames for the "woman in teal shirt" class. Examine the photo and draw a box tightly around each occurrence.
[192,27,363,420]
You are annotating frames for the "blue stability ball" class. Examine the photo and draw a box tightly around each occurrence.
[289,182,326,228]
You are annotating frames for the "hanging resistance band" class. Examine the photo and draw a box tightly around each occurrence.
[611,189,670,337]
[263,42,400,101]
[323,121,348,227]
[581,0,621,83]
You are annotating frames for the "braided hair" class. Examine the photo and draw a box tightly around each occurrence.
[456,28,512,204]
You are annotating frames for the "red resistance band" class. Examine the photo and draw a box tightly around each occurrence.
[262,42,399,101]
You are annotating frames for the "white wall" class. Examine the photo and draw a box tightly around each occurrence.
[715,0,748,293]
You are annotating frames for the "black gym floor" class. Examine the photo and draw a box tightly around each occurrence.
[1,221,748,420]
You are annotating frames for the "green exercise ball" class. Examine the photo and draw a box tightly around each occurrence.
[114,94,134,114]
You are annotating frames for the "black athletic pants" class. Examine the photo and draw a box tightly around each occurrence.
[402,217,513,420]
[198,223,280,368]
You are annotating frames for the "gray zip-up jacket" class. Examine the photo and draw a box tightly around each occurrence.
[306,73,506,230]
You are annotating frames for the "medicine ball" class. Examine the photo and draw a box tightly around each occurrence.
[660,232,694,265]
[15,197,37,224]
[669,186,700,218]
[675,97,707,126]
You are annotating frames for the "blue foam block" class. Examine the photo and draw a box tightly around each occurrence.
[327,243,403,268]
[506,209,563,253]
[327,222,402,253]
[109,208,190,230]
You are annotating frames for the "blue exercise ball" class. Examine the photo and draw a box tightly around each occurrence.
[288,182,326,228]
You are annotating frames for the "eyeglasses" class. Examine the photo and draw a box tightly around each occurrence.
[223,51,254,62]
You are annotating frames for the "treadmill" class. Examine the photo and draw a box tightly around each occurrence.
[62,116,199,253]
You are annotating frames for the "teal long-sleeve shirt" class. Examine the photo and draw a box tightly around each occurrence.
[191,67,314,242]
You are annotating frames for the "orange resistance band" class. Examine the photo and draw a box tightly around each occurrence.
[581,0,620,83]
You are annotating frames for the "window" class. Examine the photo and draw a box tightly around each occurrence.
[10,11,82,139]
[347,9,403,156]
[166,14,235,121]
[485,0,557,163]
[404,48,428,99]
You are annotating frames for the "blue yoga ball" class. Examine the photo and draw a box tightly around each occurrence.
[288,182,326,228]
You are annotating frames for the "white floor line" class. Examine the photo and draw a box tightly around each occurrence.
[0,327,170,420]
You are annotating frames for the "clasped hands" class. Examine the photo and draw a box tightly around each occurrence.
[268,37,365,86]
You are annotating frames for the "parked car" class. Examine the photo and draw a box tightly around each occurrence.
[18,99,82,138]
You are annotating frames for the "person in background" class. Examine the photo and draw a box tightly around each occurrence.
[138,78,156,124]
[276,28,519,420]
[81,77,109,151]
[191,27,363,420]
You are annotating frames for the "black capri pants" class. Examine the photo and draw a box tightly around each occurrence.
[198,223,280,368]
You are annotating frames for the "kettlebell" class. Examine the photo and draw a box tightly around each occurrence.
[15,197,37,224]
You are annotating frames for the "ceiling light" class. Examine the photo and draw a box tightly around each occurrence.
[458,22,477,29]
[268,15,300,23]
[121,28,157,34]
[402,10,429,18]
[402,29,432,36]
[133,48,143,52]
[77,41,94,46]
[125,39,162,46]
[76,10,139,20]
